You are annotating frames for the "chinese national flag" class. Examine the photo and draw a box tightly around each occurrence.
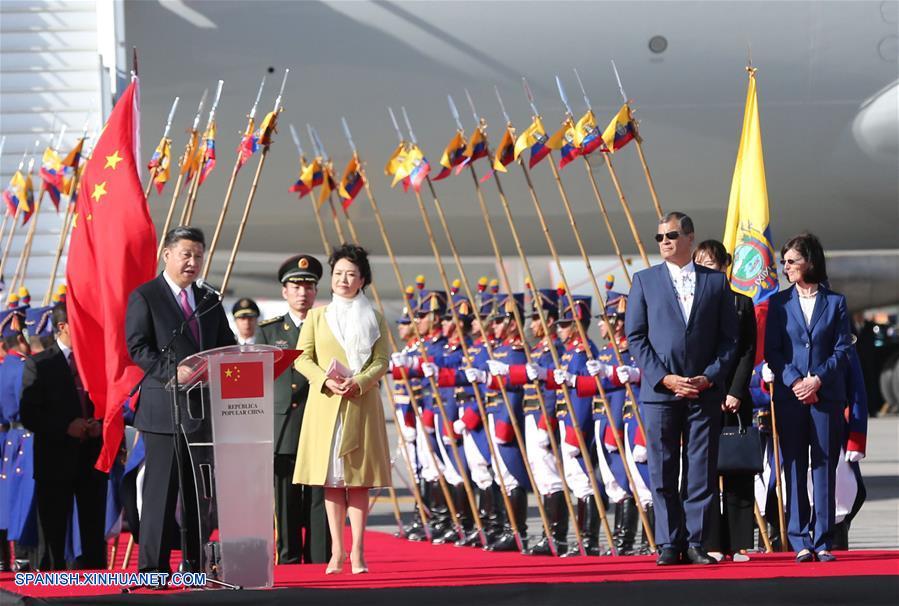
[219,361,265,399]
[66,77,157,472]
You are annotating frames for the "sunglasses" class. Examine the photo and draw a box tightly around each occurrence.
[779,257,804,266]
[654,231,680,243]
[492,317,509,324]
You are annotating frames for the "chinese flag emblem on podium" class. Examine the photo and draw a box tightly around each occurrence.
[219,361,265,399]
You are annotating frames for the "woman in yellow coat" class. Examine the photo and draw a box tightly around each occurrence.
[293,244,391,574]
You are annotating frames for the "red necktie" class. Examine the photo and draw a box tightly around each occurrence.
[179,288,201,344]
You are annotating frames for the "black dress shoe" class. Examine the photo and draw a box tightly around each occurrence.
[684,547,717,565]
[816,550,837,562]
[795,549,814,563]
[656,547,681,566]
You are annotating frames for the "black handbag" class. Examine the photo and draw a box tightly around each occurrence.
[717,414,763,474]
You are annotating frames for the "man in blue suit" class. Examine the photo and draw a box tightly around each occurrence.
[625,212,738,565]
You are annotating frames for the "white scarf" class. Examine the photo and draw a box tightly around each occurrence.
[325,292,380,373]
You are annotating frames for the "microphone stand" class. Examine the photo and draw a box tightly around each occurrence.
[123,288,241,592]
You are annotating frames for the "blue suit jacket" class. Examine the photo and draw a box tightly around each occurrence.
[764,285,852,406]
[625,263,738,404]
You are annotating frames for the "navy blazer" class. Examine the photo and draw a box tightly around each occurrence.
[764,284,852,405]
[625,263,739,404]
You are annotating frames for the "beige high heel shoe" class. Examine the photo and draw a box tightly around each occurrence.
[351,554,368,574]
[325,554,346,574]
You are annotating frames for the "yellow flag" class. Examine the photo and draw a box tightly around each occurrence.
[722,69,778,304]
[513,117,546,160]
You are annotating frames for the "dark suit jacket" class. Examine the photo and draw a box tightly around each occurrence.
[625,263,739,404]
[764,284,852,406]
[255,315,309,455]
[125,273,235,434]
[20,343,101,483]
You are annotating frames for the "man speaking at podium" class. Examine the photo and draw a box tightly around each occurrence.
[126,226,235,574]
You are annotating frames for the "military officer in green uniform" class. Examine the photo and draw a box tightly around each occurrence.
[256,254,330,564]
[231,297,260,345]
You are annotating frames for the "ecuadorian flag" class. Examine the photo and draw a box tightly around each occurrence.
[601,105,638,152]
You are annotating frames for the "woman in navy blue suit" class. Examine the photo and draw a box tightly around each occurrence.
[765,233,852,563]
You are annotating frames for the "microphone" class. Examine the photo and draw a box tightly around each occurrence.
[195,279,223,300]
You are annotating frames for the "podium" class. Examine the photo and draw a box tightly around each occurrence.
[172,344,289,589]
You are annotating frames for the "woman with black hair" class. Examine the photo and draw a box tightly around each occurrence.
[692,240,756,562]
[293,244,391,574]
[765,233,852,563]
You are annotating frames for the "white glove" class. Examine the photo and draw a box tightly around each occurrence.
[562,441,580,458]
[633,444,648,463]
[464,368,487,384]
[845,450,864,463]
[535,428,550,448]
[616,365,641,384]
[442,434,456,446]
[604,440,618,453]
[453,419,467,435]
[526,363,547,382]
[761,363,775,384]
[554,368,576,388]
[421,362,438,378]
[391,352,411,368]
[585,359,607,377]
[487,360,510,376]
[401,425,417,443]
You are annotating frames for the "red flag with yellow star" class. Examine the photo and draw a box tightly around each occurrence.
[66,77,157,472]
[219,361,265,399]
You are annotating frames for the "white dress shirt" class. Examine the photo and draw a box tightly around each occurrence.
[666,260,696,323]
[799,292,817,326]
[287,309,305,330]
[162,270,196,311]
[57,339,73,362]
[237,335,256,345]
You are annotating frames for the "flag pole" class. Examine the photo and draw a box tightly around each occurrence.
[612,60,663,219]
[202,78,265,280]
[557,74,650,270]
[307,125,347,244]
[157,89,207,260]
[288,124,330,256]
[3,147,40,298]
[768,385,788,550]
[353,114,492,546]
[402,107,553,552]
[495,88,625,552]
[144,96,179,199]
[0,146,37,284]
[220,70,287,293]
[514,83,657,550]
[453,93,583,555]
[43,131,90,304]
[181,80,223,225]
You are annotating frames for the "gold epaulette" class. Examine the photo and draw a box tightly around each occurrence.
[258,315,283,327]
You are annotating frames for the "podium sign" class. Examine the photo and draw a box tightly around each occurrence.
[205,350,275,588]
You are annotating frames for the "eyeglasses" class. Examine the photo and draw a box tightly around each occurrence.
[779,257,804,266]
[654,231,680,243]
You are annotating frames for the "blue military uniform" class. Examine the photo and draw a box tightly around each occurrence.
[0,306,38,569]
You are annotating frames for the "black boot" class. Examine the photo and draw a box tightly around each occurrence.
[405,479,430,541]
[582,497,601,556]
[428,481,452,538]
[832,520,850,551]
[456,486,492,547]
[486,488,528,552]
[616,497,639,555]
[603,500,625,556]
[0,530,10,572]
[434,484,470,545]
[639,504,656,555]
[527,491,568,556]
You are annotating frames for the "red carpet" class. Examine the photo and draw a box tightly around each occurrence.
[1,530,897,600]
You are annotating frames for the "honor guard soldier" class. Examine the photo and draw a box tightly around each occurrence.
[415,283,476,544]
[423,281,500,546]
[495,287,567,556]
[231,297,260,345]
[0,305,37,571]
[832,338,867,550]
[469,292,531,552]
[403,286,451,539]
[255,253,330,564]
[531,291,603,556]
